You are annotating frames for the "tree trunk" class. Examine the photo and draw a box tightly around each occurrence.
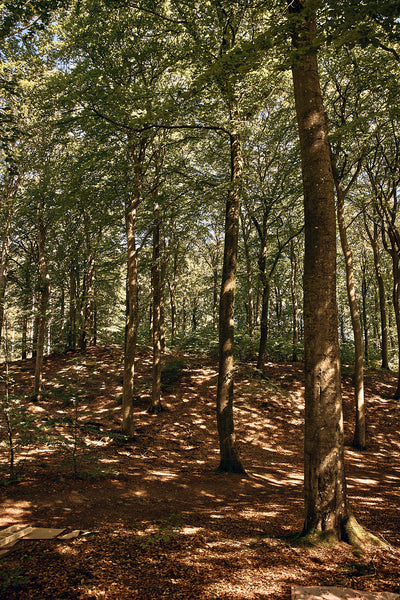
[290,240,299,361]
[256,213,269,370]
[257,279,270,369]
[0,235,9,343]
[367,222,389,369]
[290,5,382,547]
[361,257,369,366]
[168,275,177,346]
[290,3,350,539]
[67,265,77,351]
[213,267,219,331]
[80,243,96,352]
[34,202,50,397]
[148,202,163,414]
[216,121,245,474]
[335,175,365,449]
[241,214,255,340]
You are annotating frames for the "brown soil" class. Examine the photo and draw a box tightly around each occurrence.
[0,346,399,599]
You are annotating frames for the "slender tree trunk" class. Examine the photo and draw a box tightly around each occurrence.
[241,215,255,340]
[367,222,389,369]
[335,175,365,449]
[182,297,187,335]
[257,279,270,369]
[256,214,269,370]
[149,202,163,414]
[21,312,28,360]
[290,3,350,539]
[387,239,400,399]
[0,234,10,343]
[290,240,299,361]
[67,265,77,351]
[0,180,20,341]
[216,121,245,474]
[213,267,219,331]
[160,240,167,354]
[80,244,96,352]
[34,202,50,397]
[168,276,177,346]
[361,257,369,366]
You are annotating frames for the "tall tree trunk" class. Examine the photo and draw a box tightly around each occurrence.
[67,265,77,351]
[122,140,146,436]
[361,255,369,366]
[34,202,50,397]
[257,279,270,369]
[241,214,255,340]
[290,2,351,540]
[168,270,178,346]
[0,234,10,343]
[366,221,389,369]
[290,240,299,361]
[80,241,96,352]
[216,120,245,474]
[256,214,269,370]
[0,178,20,341]
[160,244,167,353]
[335,174,365,449]
[149,202,163,414]
[213,267,219,331]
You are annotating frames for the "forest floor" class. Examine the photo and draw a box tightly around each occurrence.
[0,345,399,600]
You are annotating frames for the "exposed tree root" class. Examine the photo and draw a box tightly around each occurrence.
[297,516,386,554]
[342,515,386,552]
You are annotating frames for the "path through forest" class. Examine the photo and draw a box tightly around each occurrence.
[0,346,399,599]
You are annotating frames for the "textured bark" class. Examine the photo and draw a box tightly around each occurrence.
[290,240,299,361]
[168,261,178,346]
[34,203,50,397]
[256,213,269,370]
[148,202,163,414]
[80,247,96,352]
[67,265,77,351]
[361,256,369,366]
[213,267,219,331]
[122,140,145,436]
[366,221,389,370]
[168,249,178,345]
[0,208,13,342]
[290,2,350,537]
[216,122,245,474]
[335,175,365,450]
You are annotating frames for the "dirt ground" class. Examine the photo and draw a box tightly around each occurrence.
[0,346,399,599]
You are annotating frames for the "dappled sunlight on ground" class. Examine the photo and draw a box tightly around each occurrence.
[0,347,399,599]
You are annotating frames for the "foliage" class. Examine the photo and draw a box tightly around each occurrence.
[135,515,183,549]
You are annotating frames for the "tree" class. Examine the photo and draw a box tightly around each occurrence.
[288,0,377,544]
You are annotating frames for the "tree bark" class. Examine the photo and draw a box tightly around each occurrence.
[148,201,163,414]
[34,201,50,397]
[366,221,389,370]
[216,121,245,474]
[290,240,299,361]
[290,3,350,539]
[241,213,255,340]
[335,173,366,450]
[122,139,146,436]
[67,265,77,351]
[256,213,269,370]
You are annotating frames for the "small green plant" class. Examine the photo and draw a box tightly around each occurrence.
[135,515,182,549]
[0,563,29,592]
